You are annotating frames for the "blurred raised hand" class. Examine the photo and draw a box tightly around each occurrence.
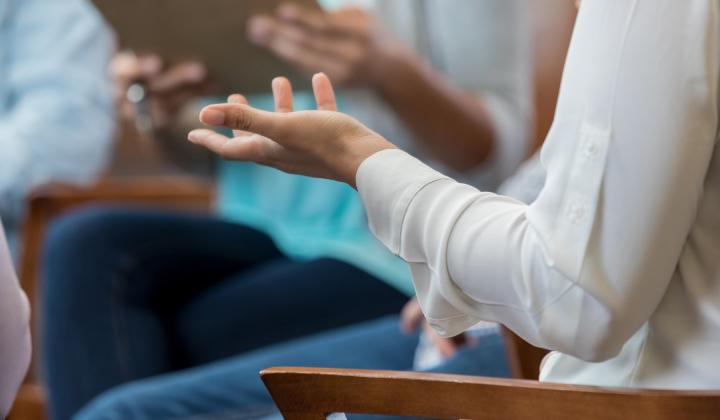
[111,52,218,132]
[111,52,221,173]
[246,4,498,172]
[247,4,409,87]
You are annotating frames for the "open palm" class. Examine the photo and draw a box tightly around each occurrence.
[188,73,395,187]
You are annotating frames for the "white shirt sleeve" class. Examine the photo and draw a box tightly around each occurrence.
[0,0,114,218]
[0,222,30,417]
[357,0,719,362]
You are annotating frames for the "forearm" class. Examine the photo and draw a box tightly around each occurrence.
[375,54,496,172]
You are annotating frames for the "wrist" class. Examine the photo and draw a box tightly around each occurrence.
[338,134,396,189]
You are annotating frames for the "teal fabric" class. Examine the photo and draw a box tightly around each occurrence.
[215,93,414,296]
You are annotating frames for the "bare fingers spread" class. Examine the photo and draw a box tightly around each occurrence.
[189,74,392,187]
[197,103,283,140]
[196,73,337,136]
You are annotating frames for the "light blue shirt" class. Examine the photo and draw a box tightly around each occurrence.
[0,0,114,226]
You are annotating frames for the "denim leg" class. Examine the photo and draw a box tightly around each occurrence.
[74,316,418,420]
[172,258,409,365]
[43,206,407,420]
[425,331,511,378]
[42,206,285,420]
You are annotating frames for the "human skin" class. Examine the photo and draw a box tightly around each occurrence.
[189,74,464,356]
[114,4,498,174]
[247,4,496,171]
[188,73,394,189]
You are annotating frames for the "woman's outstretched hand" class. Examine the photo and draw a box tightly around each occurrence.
[188,73,395,188]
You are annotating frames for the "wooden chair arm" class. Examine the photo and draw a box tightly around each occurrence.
[500,327,548,380]
[23,176,214,213]
[261,367,720,420]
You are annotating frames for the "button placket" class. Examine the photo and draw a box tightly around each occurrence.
[567,202,587,224]
[552,124,611,279]
[566,130,606,224]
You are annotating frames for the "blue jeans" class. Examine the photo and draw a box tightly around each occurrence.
[74,315,510,420]
[41,207,408,420]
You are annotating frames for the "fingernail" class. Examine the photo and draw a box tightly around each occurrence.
[201,109,225,126]
[272,77,287,89]
[188,130,201,143]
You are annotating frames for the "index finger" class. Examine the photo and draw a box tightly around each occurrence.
[199,103,285,142]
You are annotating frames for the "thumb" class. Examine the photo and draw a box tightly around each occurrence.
[200,103,283,139]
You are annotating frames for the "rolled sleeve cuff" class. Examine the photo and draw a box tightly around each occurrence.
[356,149,449,255]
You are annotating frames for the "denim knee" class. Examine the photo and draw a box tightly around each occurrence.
[43,206,130,262]
[41,206,127,304]
[73,386,155,420]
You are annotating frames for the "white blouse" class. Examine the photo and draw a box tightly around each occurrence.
[0,222,30,415]
[357,0,720,389]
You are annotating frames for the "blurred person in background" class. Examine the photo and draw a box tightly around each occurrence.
[0,220,31,418]
[41,1,532,418]
[0,0,114,250]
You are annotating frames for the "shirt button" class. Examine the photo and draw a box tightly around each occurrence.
[567,203,586,223]
[584,139,600,159]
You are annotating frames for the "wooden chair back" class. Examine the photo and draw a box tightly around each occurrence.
[262,367,720,420]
